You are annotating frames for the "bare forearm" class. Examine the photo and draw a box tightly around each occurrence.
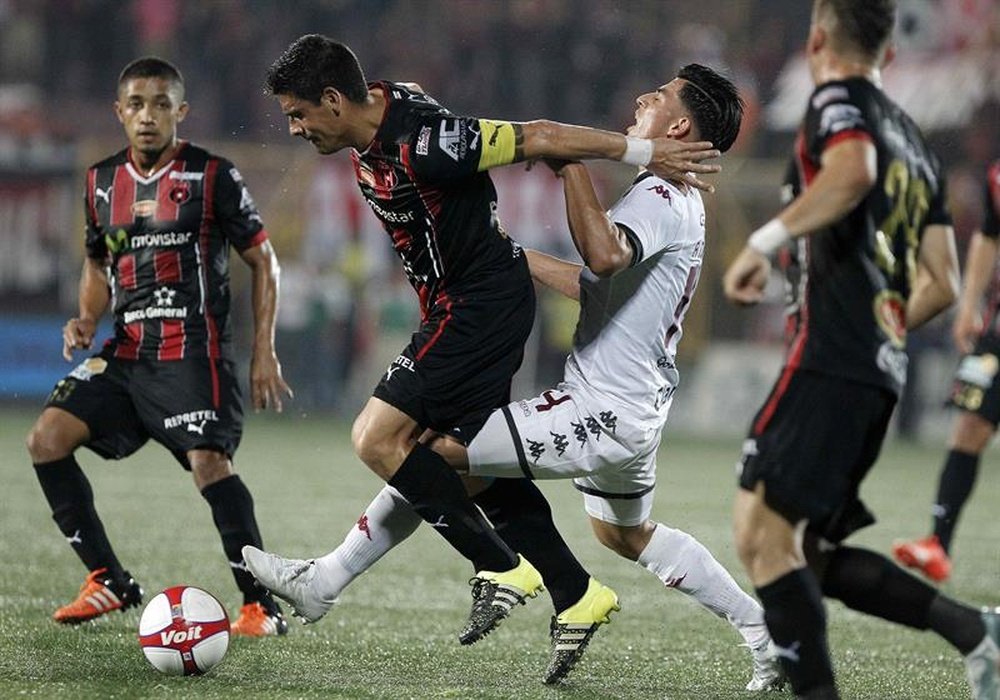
[958,232,997,315]
[559,164,632,276]
[519,121,627,163]
[79,258,110,321]
[778,167,872,239]
[907,272,956,329]
[525,249,582,301]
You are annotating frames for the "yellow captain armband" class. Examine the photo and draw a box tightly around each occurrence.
[476,119,517,171]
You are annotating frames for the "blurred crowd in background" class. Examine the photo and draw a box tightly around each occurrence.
[1,0,997,434]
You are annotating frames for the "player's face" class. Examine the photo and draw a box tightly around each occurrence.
[278,93,342,155]
[115,77,187,158]
[629,79,688,139]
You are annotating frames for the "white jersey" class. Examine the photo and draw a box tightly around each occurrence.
[563,172,705,430]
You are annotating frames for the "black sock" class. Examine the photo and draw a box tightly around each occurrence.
[932,450,979,553]
[820,545,984,655]
[473,479,588,614]
[927,594,987,655]
[34,456,125,581]
[821,546,935,629]
[756,569,836,697]
[201,475,268,606]
[388,443,516,573]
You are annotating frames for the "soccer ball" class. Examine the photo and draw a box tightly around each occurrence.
[138,586,230,675]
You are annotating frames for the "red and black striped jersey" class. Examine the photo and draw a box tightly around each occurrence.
[84,141,267,361]
[977,160,1000,332]
[351,81,524,317]
[782,77,951,396]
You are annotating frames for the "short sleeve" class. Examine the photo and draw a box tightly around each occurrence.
[213,159,267,251]
[923,162,952,229]
[607,176,685,265]
[803,83,874,160]
[407,115,516,182]
[83,167,107,260]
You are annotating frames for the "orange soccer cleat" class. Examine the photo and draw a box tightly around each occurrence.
[892,535,953,583]
[230,601,288,637]
[53,568,143,624]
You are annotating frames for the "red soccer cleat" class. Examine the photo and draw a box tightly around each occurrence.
[53,568,143,624]
[230,601,288,637]
[892,535,952,583]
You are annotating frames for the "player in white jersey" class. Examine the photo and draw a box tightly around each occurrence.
[244,64,783,691]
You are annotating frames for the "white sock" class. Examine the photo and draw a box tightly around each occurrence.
[312,485,422,600]
[637,522,769,648]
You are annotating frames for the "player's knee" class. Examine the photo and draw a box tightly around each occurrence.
[950,412,994,453]
[25,416,77,464]
[351,417,400,472]
[733,519,760,570]
[189,451,233,489]
[592,522,647,560]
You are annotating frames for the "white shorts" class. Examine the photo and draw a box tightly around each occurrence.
[468,383,662,526]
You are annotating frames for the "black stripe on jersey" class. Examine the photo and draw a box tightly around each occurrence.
[618,223,643,267]
[573,482,656,500]
[501,405,535,480]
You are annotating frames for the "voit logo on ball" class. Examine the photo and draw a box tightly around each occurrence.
[138,585,230,676]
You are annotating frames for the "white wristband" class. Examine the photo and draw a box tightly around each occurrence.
[747,218,791,256]
[622,136,653,167]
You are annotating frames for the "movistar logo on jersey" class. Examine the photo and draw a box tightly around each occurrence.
[130,231,194,248]
[105,228,129,253]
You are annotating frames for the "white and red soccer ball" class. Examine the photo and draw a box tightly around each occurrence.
[138,586,230,675]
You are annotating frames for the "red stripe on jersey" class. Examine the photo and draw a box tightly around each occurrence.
[86,168,99,227]
[115,322,143,360]
[753,242,811,436]
[200,160,221,358]
[400,143,446,279]
[823,129,873,152]
[795,131,819,186]
[158,320,185,360]
[415,294,453,361]
[117,253,137,289]
[154,250,181,283]
[155,161,185,222]
[110,164,136,226]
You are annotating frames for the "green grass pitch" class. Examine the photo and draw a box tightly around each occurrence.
[1,407,997,699]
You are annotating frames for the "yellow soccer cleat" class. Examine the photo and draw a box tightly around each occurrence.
[458,554,543,645]
[544,577,620,684]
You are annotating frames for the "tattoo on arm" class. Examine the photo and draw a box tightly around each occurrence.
[513,124,525,162]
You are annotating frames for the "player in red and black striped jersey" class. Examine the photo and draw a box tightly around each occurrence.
[894,159,1000,583]
[723,2,999,698]
[25,57,292,637]
[252,35,722,652]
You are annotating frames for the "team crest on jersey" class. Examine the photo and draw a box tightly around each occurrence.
[131,199,158,218]
[169,182,191,204]
[872,290,907,348]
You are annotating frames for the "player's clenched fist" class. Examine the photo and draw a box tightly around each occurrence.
[62,318,97,361]
[723,247,771,306]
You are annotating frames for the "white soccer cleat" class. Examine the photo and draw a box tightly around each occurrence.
[241,545,336,624]
[745,640,786,692]
[966,607,1000,700]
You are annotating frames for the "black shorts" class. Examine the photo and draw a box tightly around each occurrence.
[737,369,896,543]
[45,349,243,469]
[373,258,535,442]
[947,332,1000,425]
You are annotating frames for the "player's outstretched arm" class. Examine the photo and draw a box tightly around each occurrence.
[548,161,633,277]
[524,249,582,301]
[907,223,959,330]
[724,137,877,306]
[62,257,110,361]
[241,240,293,412]
[516,121,721,192]
[951,231,995,352]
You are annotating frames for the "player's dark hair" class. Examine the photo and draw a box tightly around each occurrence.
[676,64,744,153]
[816,0,897,59]
[265,34,368,104]
[118,57,184,92]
